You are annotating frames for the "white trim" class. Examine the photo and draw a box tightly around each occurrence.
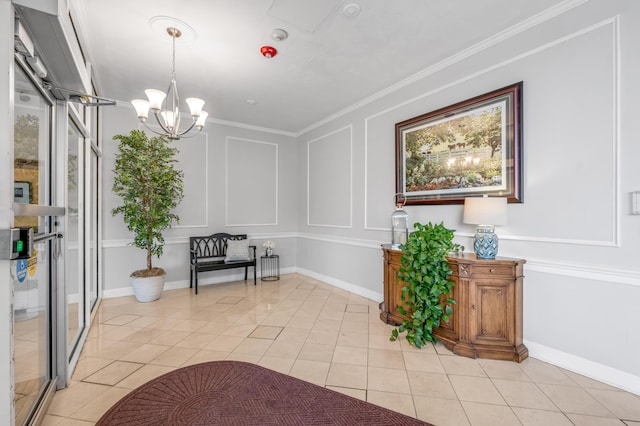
[363,17,620,249]
[525,340,640,396]
[299,0,589,136]
[306,125,353,229]
[297,233,381,250]
[294,267,383,303]
[525,258,640,288]
[225,137,279,227]
[173,131,209,229]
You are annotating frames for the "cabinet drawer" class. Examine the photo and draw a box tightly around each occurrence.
[472,265,514,277]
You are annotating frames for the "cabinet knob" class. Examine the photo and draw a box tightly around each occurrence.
[471,304,475,310]
[490,268,495,273]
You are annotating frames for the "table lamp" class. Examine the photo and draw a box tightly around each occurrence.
[463,196,507,259]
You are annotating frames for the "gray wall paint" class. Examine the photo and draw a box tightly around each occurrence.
[99,0,640,395]
[297,0,640,394]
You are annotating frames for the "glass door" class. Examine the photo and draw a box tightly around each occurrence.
[66,117,85,356]
[13,62,58,426]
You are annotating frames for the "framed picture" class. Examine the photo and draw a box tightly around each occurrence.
[395,82,523,205]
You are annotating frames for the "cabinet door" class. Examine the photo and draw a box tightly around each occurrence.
[471,279,514,346]
[388,260,411,322]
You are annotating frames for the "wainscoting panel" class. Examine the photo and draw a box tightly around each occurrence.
[226,137,278,226]
[307,126,352,228]
[173,131,208,228]
[364,18,619,247]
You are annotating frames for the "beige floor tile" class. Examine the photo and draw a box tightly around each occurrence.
[263,339,304,359]
[70,357,113,381]
[289,359,330,386]
[369,333,403,351]
[69,386,131,422]
[520,360,577,386]
[306,328,339,346]
[493,379,558,410]
[150,346,199,367]
[298,342,335,362]
[332,345,368,366]
[478,358,532,381]
[40,415,67,425]
[403,352,445,374]
[408,371,458,399]
[83,361,144,386]
[149,330,192,346]
[258,356,295,374]
[120,343,170,363]
[275,326,310,342]
[225,352,261,363]
[340,320,369,332]
[538,383,615,417]
[102,314,141,326]
[565,413,627,425]
[232,337,273,355]
[314,318,342,331]
[346,304,369,313]
[326,363,367,389]
[183,349,230,366]
[248,325,283,339]
[326,386,366,401]
[115,364,175,389]
[440,355,487,377]
[511,407,573,425]
[449,375,506,405]
[336,330,369,348]
[563,370,622,391]
[46,382,112,417]
[80,339,140,360]
[367,390,416,417]
[368,348,405,369]
[368,366,411,394]
[175,332,218,349]
[461,401,521,426]
[413,396,470,426]
[586,389,640,421]
[204,335,244,352]
[221,323,259,337]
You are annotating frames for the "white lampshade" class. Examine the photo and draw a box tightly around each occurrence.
[195,111,208,128]
[131,99,150,120]
[186,98,205,116]
[463,196,507,226]
[145,89,166,110]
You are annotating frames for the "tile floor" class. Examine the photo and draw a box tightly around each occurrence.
[43,274,640,425]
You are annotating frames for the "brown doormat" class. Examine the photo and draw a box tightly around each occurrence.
[96,360,432,425]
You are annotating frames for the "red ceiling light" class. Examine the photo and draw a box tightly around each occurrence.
[260,46,277,58]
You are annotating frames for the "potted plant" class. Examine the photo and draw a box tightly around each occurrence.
[390,222,461,348]
[111,130,184,302]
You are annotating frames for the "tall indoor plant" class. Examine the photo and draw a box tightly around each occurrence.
[111,130,184,302]
[390,222,460,348]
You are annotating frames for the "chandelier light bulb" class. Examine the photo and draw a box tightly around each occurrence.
[131,20,207,140]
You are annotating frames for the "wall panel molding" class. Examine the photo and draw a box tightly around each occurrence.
[306,125,353,229]
[364,17,620,248]
[225,137,278,226]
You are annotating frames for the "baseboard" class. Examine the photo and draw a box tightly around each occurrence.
[294,267,383,302]
[525,339,640,396]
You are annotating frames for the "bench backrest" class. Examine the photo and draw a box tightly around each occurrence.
[190,233,247,258]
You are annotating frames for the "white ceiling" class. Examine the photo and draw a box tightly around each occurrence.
[77,0,567,134]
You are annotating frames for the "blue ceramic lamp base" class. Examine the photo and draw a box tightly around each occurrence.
[473,225,499,259]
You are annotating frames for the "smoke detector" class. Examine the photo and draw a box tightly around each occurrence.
[271,29,288,42]
[341,3,361,17]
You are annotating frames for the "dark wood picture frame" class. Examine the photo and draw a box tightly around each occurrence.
[395,82,523,205]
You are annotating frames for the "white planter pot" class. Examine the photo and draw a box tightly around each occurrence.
[130,274,165,302]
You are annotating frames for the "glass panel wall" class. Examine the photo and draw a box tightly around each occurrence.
[13,64,54,426]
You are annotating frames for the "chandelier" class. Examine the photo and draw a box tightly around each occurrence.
[131,26,207,140]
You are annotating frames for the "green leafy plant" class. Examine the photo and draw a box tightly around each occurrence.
[111,130,184,277]
[390,222,459,348]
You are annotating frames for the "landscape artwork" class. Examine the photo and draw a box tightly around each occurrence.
[395,82,523,204]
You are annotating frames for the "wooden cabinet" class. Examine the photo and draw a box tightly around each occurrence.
[380,245,528,362]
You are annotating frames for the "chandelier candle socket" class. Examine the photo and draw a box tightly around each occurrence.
[463,196,507,259]
[131,26,208,139]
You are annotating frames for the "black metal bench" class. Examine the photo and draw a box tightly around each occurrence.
[189,233,256,294]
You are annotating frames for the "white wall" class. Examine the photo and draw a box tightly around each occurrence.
[101,105,299,296]
[298,0,640,395]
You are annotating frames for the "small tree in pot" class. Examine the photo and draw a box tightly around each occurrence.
[111,130,184,302]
